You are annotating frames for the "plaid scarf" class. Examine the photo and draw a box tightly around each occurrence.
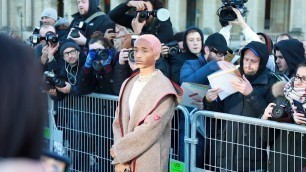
[284,78,306,110]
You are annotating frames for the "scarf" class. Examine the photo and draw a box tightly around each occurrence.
[284,78,306,111]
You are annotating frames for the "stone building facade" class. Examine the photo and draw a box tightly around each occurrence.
[0,0,305,41]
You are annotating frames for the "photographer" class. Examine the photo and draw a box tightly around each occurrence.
[112,34,139,95]
[109,0,172,77]
[34,25,62,74]
[67,0,114,47]
[109,0,173,43]
[203,41,277,171]
[161,31,185,58]
[84,31,116,94]
[261,61,306,171]
[48,40,94,101]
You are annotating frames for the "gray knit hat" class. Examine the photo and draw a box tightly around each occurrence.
[41,8,58,21]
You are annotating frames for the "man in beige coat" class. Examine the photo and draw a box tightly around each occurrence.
[110,34,182,172]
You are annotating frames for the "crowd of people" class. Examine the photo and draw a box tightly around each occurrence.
[1,0,306,171]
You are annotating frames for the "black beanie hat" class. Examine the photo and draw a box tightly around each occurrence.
[60,41,81,56]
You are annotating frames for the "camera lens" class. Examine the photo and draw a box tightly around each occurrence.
[128,50,135,62]
[169,47,178,56]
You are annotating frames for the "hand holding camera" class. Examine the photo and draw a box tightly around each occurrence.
[262,103,276,120]
[119,49,130,65]
[68,28,87,46]
[104,28,116,40]
[47,42,60,62]
[85,49,98,68]
[292,108,306,125]
[228,8,248,29]
[131,13,146,34]
[56,81,71,94]
[127,0,147,11]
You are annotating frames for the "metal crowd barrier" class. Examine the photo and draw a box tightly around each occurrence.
[45,93,190,172]
[188,110,306,172]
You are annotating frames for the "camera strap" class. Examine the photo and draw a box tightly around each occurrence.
[84,11,105,24]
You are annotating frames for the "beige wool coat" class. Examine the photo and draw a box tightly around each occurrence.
[112,70,183,172]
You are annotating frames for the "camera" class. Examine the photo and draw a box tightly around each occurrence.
[70,21,86,38]
[164,41,182,57]
[123,49,135,62]
[29,27,42,46]
[44,71,66,90]
[137,8,170,23]
[92,49,113,71]
[271,97,292,119]
[45,31,59,45]
[217,0,248,27]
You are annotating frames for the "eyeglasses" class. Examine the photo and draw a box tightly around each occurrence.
[209,47,225,57]
[294,75,306,84]
[63,49,77,57]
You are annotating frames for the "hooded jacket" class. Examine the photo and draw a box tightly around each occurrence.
[240,41,269,82]
[70,0,114,45]
[204,41,277,171]
[274,39,305,77]
[169,26,204,84]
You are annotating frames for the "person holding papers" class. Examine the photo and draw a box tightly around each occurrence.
[203,41,277,171]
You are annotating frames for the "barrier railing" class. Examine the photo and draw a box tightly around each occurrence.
[189,110,306,172]
[46,93,190,172]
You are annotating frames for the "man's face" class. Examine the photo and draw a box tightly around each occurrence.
[294,66,306,89]
[63,47,79,65]
[275,50,288,72]
[133,38,158,69]
[206,46,225,62]
[243,49,260,76]
[77,0,89,15]
[186,32,202,56]
[41,16,56,26]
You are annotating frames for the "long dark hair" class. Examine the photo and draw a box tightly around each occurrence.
[0,35,47,159]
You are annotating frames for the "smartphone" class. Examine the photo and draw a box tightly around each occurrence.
[293,100,305,115]
[41,151,70,172]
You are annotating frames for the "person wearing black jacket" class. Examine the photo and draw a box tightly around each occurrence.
[274,39,305,81]
[109,0,173,43]
[68,0,114,48]
[109,0,172,77]
[169,26,204,85]
[49,40,95,101]
[204,41,277,171]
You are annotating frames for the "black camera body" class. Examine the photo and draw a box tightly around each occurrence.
[44,71,66,90]
[271,96,292,120]
[217,0,248,27]
[70,21,86,38]
[137,8,170,23]
[45,31,59,45]
[123,50,135,62]
[164,41,182,57]
[29,27,42,46]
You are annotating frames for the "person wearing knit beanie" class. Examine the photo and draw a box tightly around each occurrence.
[41,8,58,26]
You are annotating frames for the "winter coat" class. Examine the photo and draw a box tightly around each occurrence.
[180,58,220,85]
[112,70,183,172]
[274,39,305,79]
[204,68,277,171]
[50,53,95,101]
[204,41,278,171]
[169,26,204,85]
[70,0,114,46]
[109,2,173,43]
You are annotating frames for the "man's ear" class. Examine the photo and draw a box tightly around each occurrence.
[204,46,210,54]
